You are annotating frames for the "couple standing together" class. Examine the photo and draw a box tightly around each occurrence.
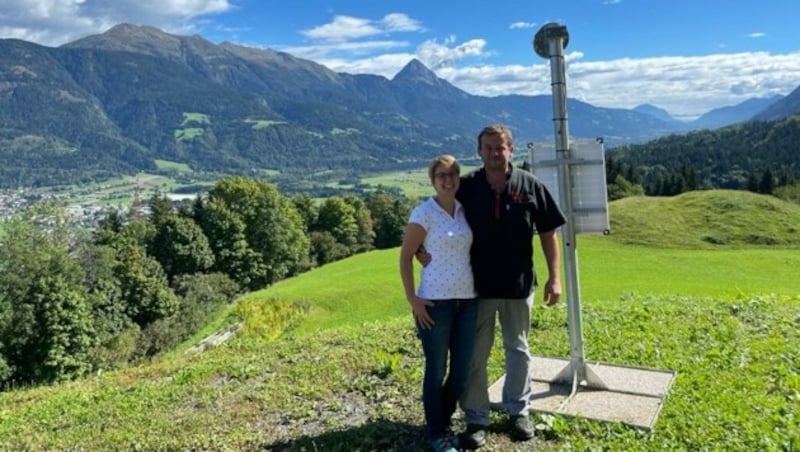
[400,124,566,451]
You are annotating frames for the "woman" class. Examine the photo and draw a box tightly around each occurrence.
[399,154,477,452]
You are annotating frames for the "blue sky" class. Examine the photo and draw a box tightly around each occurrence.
[1,0,799,119]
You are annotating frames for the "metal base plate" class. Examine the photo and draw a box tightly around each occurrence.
[489,356,676,429]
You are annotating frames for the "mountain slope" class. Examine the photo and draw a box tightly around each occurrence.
[0,23,775,187]
[608,114,800,193]
[0,39,153,185]
[753,85,800,121]
[633,103,678,123]
[691,95,783,129]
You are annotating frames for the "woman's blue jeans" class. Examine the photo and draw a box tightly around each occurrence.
[416,298,477,437]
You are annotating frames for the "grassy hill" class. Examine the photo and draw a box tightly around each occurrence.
[254,189,800,334]
[608,189,800,248]
[0,190,798,450]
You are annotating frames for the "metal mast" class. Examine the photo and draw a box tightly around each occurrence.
[534,23,605,391]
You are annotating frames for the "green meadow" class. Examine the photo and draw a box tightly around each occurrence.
[154,159,192,173]
[0,190,798,450]
[360,164,481,200]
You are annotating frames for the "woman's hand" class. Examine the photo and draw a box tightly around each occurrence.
[410,296,435,329]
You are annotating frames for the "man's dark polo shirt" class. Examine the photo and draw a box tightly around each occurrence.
[457,167,566,299]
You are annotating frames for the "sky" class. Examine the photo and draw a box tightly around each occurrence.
[1,0,799,120]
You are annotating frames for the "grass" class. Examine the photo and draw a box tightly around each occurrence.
[610,190,800,248]
[0,295,796,450]
[360,164,480,200]
[154,159,192,173]
[358,159,555,201]
[255,190,800,333]
[250,240,800,337]
[174,127,204,141]
[40,172,217,208]
[1,190,799,450]
[244,119,286,130]
[181,112,211,126]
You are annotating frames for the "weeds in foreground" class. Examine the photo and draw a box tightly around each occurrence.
[0,293,797,450]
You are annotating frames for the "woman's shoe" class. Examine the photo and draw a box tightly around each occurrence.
[429,434,458,452]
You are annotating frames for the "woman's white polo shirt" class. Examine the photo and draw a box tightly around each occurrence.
[408,197,476,300]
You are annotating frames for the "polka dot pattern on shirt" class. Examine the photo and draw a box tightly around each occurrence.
[408,197,476,300]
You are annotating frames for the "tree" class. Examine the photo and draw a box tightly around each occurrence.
[26,276,95,382]
[746,171,760,193]
[758,169,775,194]
[0,207,95,385]
[147,215,214,282]
[194,197,265,289]
[96,215,156,250]
[309,231,350,266]
[365,190,412,249]
[148,192,174,226]
[135,273,239,358]
[291,193,318,233]
[607,175,644,201]
[112,239,179,327]
[316,196,359,247]
[207,177,309,287]
[343,195,375,253]
[74,243,135,370]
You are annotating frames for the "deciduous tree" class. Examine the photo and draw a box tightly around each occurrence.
[208,177,309,286]
[147,215,214,282]
[365,190,412,249]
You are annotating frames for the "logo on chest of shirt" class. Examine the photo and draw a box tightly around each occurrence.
[510,191,530,202]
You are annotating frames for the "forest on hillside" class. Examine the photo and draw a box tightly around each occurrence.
[606,115,800,198]
[0,177,414,389]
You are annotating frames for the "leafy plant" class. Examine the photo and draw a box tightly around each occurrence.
[372,349,402,379]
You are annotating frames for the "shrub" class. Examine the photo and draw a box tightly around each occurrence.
[91,323,141,371]
[133,273,239,359]
[236,297,309,340]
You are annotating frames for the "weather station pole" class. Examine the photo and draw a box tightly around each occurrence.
[533,23,606,394]
[488,22,676,429]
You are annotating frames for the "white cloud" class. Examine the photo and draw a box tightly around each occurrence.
[321,43,799,118]
[509,21,536,30]
[1,2,797,119]
[443,51,800,118]
[301,13,424,43]
[416,37,490,69]
[279,39,412,62]
[323,53,419,78]
[0,0,233,45]
[301,15,381,42]
[380,13,424,33]
[291,19,491,75]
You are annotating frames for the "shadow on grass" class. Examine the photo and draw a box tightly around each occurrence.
[263,419,425,451]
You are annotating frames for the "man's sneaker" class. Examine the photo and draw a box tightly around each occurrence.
[510,414,534,441]
[459,423,487,449]
[429,435,458,452]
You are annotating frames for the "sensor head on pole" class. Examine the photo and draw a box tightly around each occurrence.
[533,22,569,58]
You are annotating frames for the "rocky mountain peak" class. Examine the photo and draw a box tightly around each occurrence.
[61,23,214,61]
[392,59,439,84]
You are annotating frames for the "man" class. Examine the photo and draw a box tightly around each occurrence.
[424,124,565,448]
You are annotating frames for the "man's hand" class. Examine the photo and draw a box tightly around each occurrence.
[543,278,561,306]
[414,246,432,267]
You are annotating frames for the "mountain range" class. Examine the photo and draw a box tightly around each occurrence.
[1,23,798,187]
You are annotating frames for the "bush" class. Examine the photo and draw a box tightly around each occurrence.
[134,273,239,359]
[236,297,309,340]
[91,323,141,371]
